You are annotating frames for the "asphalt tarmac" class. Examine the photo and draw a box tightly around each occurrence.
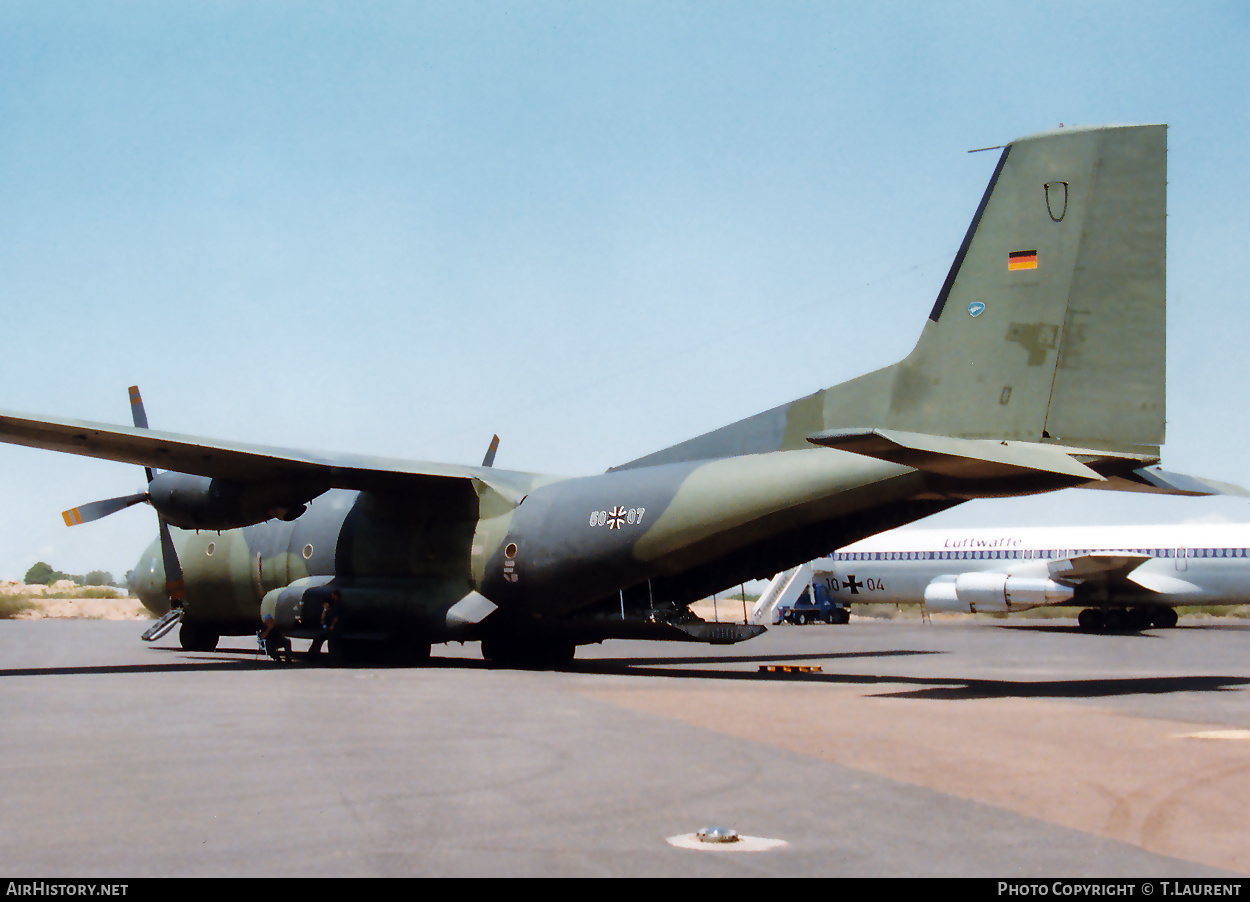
[1,616,1248,877]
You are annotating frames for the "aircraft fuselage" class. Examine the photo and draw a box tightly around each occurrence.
[131,450,957,644]
[821,524,1250,625]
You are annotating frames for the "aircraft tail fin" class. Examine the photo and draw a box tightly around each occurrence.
[614,124,1167,474]
[822,123,1166,455]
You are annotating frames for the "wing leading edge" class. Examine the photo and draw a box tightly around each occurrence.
[0,409,545,501]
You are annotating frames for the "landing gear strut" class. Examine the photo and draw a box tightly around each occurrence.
[1148,606,1179,629]
[1077,605,1177,632]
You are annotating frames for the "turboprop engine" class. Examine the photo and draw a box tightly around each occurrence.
[146,472,328,530]
[923,572,1075,613]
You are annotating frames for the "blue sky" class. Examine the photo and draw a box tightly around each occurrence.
[0,1,1248,580]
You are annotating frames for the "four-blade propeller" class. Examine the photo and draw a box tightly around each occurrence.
[60,386,185,607]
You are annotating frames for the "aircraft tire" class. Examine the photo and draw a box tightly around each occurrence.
[1100,608,1150,633]
[1077,609,1104,632]
[482,635,575,670]
[178,623,219,652]
[394,637,432,666]
[545,639,576,667]
[1102,608,1128,632]
[1150,606,1179,629]
[327,639,352,666]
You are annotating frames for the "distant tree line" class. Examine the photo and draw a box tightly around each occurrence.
[22,562,119,587]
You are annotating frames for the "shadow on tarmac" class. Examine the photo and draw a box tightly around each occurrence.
[990,621,1250,635]
[559,658,1250,701]
[3,640,1247,704]
[868,674,1250,700]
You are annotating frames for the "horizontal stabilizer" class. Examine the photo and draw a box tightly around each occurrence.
[1086,466,1250,498]
[807,428,1123,481]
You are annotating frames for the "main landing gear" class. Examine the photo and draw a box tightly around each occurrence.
[1076,605,1178,632]
[481,634,576,669]
[178,622,220,651]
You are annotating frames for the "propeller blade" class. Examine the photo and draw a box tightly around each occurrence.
[128,384,149,430]
[157,516,185,608]
[60,386,185,608]
[128,385,183,607]
[62,492,149,526]
[482,434,500,468]
[129,384,157,483]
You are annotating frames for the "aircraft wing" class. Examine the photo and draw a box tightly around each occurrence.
[1047,553,1152,583]
[1046,552,1204,597]
[0,409,542,499]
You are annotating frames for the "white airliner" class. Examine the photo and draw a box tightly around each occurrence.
[821,524,1250,630]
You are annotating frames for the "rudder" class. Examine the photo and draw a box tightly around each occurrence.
[822,124,1166,455]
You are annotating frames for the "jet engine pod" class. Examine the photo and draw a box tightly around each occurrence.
[922,576,963,612]
[954,572,1012,611]
[1000,576,1076,607]
[924,573,1075,612]
[147,472,327,530]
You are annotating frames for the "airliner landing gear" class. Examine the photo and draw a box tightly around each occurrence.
[1077,608,1104,631]
[1077,606,1178,632]
[1148,606,1179,629]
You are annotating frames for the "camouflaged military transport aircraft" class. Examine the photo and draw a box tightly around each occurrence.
[0,123,1221,666]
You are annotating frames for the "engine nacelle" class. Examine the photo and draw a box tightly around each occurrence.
[261,577,480,642]
[148,471,327,530]
[262,577,337,630]
[923,572,1075,613]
